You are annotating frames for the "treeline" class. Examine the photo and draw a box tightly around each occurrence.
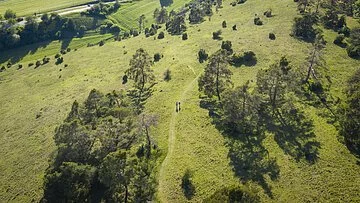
[43,48,159,202]
[292,0,360,58]
[0,12,84,51]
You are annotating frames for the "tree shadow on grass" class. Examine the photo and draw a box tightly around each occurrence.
[199,97,280,198]
[60,37,73,51]
[181,169,196,200]
[0,40,51,65]
[261,108,320,164]
[160,0,173,7]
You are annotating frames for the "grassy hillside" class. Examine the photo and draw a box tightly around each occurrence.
[0,0,93,16]
[110,0,189,30]
[0,0,359,202]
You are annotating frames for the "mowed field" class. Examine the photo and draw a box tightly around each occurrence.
[0,0,360,202]
[0,0,93,16]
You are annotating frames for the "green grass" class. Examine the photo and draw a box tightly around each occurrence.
[110,0,190,31]
[0,0,93,16]
[0,0,360,202]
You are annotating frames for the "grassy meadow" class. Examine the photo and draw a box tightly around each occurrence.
[0,0,360,202]
[0,0,93,16]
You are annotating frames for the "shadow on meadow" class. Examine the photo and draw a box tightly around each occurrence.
[199,96,320,197]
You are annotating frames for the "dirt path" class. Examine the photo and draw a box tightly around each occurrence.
[158,73,200,202]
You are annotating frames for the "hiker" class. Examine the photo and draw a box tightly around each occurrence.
[176,102,178,112]
[178,102,181,111]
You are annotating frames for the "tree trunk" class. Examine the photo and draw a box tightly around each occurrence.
[216,61,221,101]
[145,126,151,158]
[305,49,317,83]
[124,184,129,203]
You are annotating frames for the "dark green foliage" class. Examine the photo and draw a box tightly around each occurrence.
[154,8,169,24]
[158,31,165,39]
[222,20,227,28]
[292,13,317,42]
[166,13,187,35]
[17,64,23,69]
[164,69,171,81]
[232,24,237,30]
[43,57,50,64]
[85,2,120,17]
[230,51,257,67]
[204,186,260,203]
[338,26,351,37]
[56,57,64,65]
[340,69,360,155]
[28,62,34,67]
[55,53,61,59]
[188,0,213,24]
[99,40,105,46]
[154,53,162,62]
[212,30,222,40]
[4,9,16,19]
[334,34,346,46]
[35,60,42,67]
[43,162,96,202]
[198,49,232,101]
[198,49,209,63]
[182,32,188,40]
[264,9,272,17]
[0,66,6,72]
[43,89,158,202]
[181,169,196,200]
[254,16,263,25]
[269,33,276,40]
[221,40,233,54]
[7,62,12,68]
[347,28,360,58]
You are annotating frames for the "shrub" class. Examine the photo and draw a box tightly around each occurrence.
[99,40,105,46]
[222,20,227,28]
[232,24,237,31]
[56,57,64,65]
[182,33,188,40]
[269,33,276,40]
[122,75,128,84]
[347,28,360,58]
[132,30,139,37]
[158,31,165,39]
[198,49,209,63]
[238,0,247,4]
[55,53,61,59]
[334,34,345,45]
[43,57,50,64]
[254,17,263,25]
[0,66,6,72]
[66,48,71,52]
[154,53,162,62]
[243,51,256,62]
[18,64,23,69]
[212,30,222,40]
[28,62,34,67]
[264,9,272,17]
[164,69,171,81]
[338,26,351,37]
[35,60,42,67]
[221,40,233,54]
[292,14,317,41]
[60,50,67,54]
[7,62,12,68]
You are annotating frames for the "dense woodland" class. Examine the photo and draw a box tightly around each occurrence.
[1,0,360,201]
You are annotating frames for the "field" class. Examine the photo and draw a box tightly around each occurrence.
[0,0,94,16]
[0,0,360,202]
[110,0,190,30]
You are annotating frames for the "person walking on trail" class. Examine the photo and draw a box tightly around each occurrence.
[176,102,178,112]
[178,102,181,111]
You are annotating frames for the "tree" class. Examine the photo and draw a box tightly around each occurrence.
[340,69,360,155]
[347,27,360,58]
[292,13,317,41]
[4,9,16,20]
[43,162,96,202]
[138,15,146,33]
[139,114,158,158]
[99,150,133,202]
[154,8,168,24]
[256,57,299,124]
[166,14,186,35]
[198,49,233,101]
[125,48,155,109]
[304,33,326,83]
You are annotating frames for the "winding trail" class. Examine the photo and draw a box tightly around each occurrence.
[158,73,201,202]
